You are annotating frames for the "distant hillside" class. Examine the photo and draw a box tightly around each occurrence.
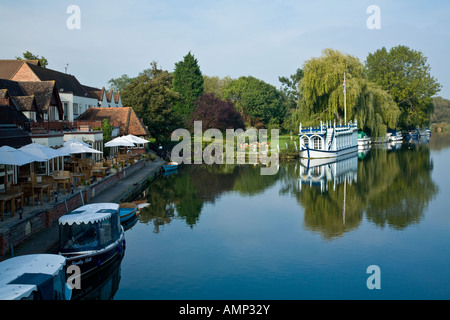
[432,97,450,128]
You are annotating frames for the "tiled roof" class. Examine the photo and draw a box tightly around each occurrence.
[0,60,40,80]
[0,103,31,126]
[0,124,32,148]
[10,95,38,112]
[77,107,150,136]
[19,81,62,112]
[25,63,89,97]
[0,79,27,96]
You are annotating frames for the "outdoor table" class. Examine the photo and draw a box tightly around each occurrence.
[53,176,71,195]
[0,192,24,221]
[72,173,84,184]
[33,184,50,204]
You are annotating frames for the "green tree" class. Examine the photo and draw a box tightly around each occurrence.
[16,51,48,68]
[107,74,134,92]
[279,68,304,133]
[121,61,182,142]
[223,76,286,128]
[365,45,441,129]
[299,48,400,137]
[172,52,204,120]
[279,68,303,110]
[203,75,233,100]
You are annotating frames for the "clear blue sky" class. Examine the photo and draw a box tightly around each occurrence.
[1,0,449,98]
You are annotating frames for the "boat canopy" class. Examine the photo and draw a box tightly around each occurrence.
[59,203,122,253]
[58,203,120,226]
[0,254,67,300]
[59,211,112,226]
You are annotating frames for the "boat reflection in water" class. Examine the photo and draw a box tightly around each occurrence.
[299,153,358,193]
[71,254,122,300]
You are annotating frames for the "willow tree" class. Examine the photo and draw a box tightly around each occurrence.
[299,48,400,136]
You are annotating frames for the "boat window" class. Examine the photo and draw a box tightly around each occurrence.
[59,223,99,252]
[302,137,309,147]
[98,219,113,247]
[313,136,322,149]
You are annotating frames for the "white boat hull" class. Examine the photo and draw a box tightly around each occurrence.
[299,145,358,159]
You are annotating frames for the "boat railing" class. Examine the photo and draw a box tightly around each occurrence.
[299,120,357,135]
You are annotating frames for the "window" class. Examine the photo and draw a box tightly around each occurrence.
[73,103,79,115]
[313,136,322,150]
[63,102,68,120]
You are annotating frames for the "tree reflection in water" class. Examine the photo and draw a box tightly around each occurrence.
[134,141,437,239]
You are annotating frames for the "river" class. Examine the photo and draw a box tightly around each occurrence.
[74,133,450,300]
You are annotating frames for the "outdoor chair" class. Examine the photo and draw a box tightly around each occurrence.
[22,181,38,206]
[42,175,56,200]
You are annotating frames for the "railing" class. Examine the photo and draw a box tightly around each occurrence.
[28,120,121,133]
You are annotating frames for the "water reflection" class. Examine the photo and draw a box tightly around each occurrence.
[133,139,438,239]
[71,256,122,300]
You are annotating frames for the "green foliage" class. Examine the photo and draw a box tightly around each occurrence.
[203,75,233,100]
[172,52,204,120]
[16,51,48,68]
[365,45,441,129]
[107,74,134,92]
[101,118,113,143]
[279,68,303,110]
[431,96,450,125]
[299,48,400,137]
[121,61,182,142]
[223,76,286,128]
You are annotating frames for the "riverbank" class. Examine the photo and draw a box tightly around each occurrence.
[0,156,165,261]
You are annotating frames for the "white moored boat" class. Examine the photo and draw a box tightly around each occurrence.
[0,254,72,300]
[299,120,358,159]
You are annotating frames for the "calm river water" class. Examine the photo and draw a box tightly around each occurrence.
[77,133,450,300]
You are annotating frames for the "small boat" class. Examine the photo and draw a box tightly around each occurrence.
[58,203,125,277]
[388,130,403,143]
[404,129,419,140]
[164,161,179,172]
[119,202,138,224]
[357,131,371,149]
[0,254,72,300]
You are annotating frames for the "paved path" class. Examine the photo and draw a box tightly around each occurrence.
[3,158,165,259]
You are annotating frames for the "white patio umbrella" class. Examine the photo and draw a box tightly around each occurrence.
[105,136,135,147]
[122,134,149,144]
[0,145,46,166]
[64,138,91,148]
[20,143,69,160]
[0,145,46,187]
[20,143,70,174]
[58,142,103,155]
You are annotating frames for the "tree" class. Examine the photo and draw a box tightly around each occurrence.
[172,52,204,120]
[121,61,182,142]
[223,76,286,128]
[190,93,245,131]
[299,48,400,137]
[279,68,303,109]
[365,45,441,129]
[16,51,48,68]
[107,74,134,92]
[203,75,233,100]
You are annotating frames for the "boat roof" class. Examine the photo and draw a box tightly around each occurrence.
[0,254,66,300]
[58,203,119,226]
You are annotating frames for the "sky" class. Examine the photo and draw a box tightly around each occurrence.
[1,0,450,98]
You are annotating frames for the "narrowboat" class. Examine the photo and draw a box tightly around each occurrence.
[0,254,72,300]
[58,203,125,277]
